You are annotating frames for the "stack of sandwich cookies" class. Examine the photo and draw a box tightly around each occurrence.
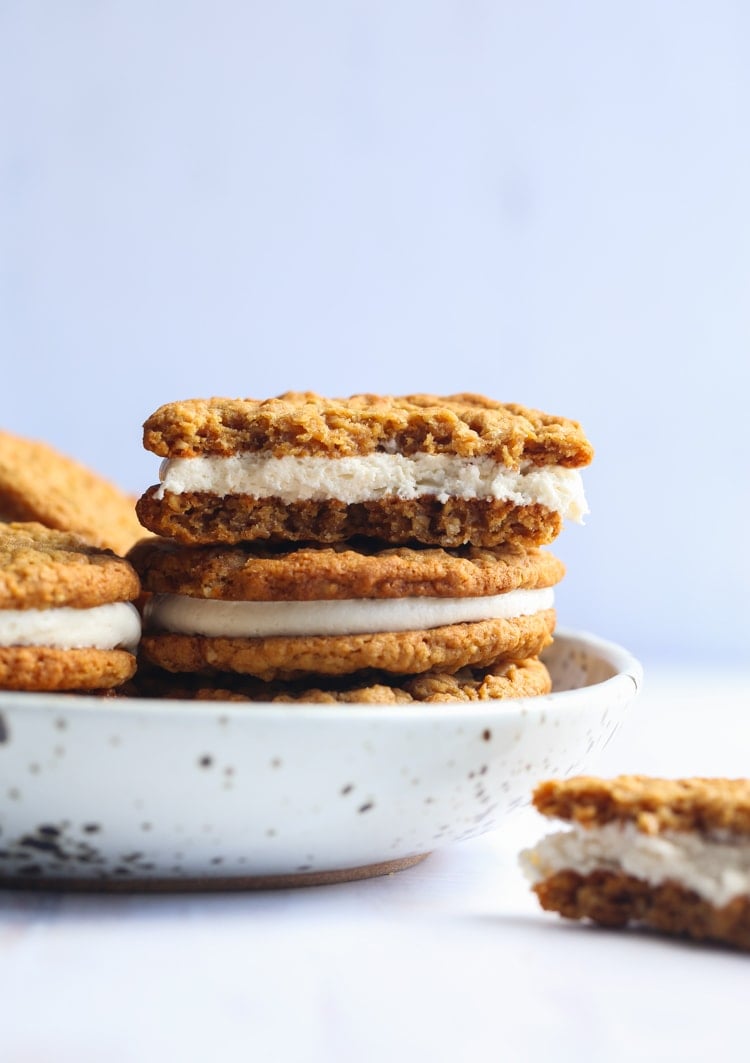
[0,523,141,691]
[521,775,750,951]
[132,393,592,702]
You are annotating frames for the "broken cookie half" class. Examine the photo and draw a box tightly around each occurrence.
[520,775,750,951]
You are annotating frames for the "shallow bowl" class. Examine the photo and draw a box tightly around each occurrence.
[0,629,641,889]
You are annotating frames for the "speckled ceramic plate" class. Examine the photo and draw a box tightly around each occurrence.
[0,630,641,890]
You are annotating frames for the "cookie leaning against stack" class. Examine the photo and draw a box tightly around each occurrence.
[130,393,593,702]
[521,775,750,951]
[0,523,141,691]
[0,430,144,556]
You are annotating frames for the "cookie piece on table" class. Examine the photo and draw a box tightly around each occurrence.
[129,538,563,682]
[0,522,142,691]
[520,775,750,951]
[0,430,144,556]
[132,656,552,704]
[136,393,592,547]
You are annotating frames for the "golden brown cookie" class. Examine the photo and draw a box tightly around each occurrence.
[133,655,552,703]
[136,393,592,546]
[139,612,555,682]
[0,522,141,691]
[530,871,750,952]
[531,775,750,834]
[0,430,143,556]
[1,523,140,608]
[136,494,563,549]
[0,646,137,692]
[521,775,750,952]
[142,393,594,463]
[128,538,565,600]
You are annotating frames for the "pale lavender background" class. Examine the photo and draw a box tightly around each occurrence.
[1,2,749,667]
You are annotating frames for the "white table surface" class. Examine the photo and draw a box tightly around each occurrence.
[2,666,748,1063]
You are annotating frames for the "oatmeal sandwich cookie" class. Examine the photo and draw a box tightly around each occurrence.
[129,538,563,683]
[0,429,144,556]
[136,393,593,547]
[0,523,141,691]
[520,775,750,951]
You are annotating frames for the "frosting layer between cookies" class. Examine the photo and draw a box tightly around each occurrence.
[0,602,141,652]
[144,587,554,638]
[155,454,588,521]
[520,822,750,907]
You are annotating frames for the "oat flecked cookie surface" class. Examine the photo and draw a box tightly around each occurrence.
[142,393,594,463]
[133,656,552,703]
[136,493,564,549]
[521,775,750,951]
[0,523,140,609]
[0,523,141,692]
[532,775,750,835]
[136,393,592,547]
[128,538,565,600]
[139,611,556,682]
[0,430,144,556]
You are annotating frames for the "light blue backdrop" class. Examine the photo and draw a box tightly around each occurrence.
[1,3,749,669]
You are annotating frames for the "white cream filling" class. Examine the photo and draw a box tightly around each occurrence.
[0,602,142,652]
[155,454,588,522]
[520,822,750,908]
[144,586,554,638]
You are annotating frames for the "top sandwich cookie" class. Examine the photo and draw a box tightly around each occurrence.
[0,429,144,556]
[521,775,750,951]
[0,522,142,691]
[136,393,593,547]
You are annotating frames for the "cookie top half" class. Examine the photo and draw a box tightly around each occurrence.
[143,393,594,466]
[0,522,141,609]
[532,775,750,835]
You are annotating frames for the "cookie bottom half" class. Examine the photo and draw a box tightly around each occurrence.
[136,491,562,548]
[139,611,556,682]
[533,869,750,951]
[0,646,137,692]
[531,775,750,834]
[133,655,552,704]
